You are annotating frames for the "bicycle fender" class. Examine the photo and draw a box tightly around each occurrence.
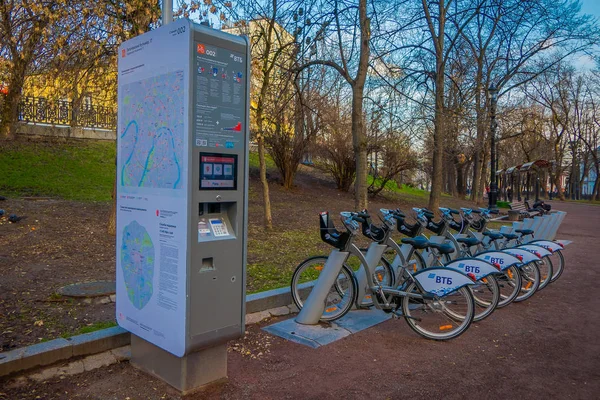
[502,248,541,264]
[528,240,562,253]
[412,267,474,297]
[554,239,573,247]
[443,259,502,280]
[475,251,522,271]
[517,244,552,258]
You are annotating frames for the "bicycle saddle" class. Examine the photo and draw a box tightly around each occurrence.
[482,231,503,240]
[456,237,481,247]
[501,232,518,240]
[428,242,455,254]
[515,229,534,236]
[401,236,430,249]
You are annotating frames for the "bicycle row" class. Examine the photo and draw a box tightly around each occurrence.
[289,206,569,340]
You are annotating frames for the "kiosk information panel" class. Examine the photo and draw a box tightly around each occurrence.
[116,18,191,357]
[117,18,249,365]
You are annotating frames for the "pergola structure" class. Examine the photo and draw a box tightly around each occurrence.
[497,160,551,202]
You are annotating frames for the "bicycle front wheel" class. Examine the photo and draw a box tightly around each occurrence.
[536,256,553,291]
[359,257,395,307]
[470,275,500,322]
[290,256,357,321]
[401,283,474,340]
[496,266,522,308]
[514,262,540,302]
[549,250,565,283]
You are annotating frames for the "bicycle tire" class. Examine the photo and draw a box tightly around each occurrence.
[290,256,358,321]
[401,283,474,340]
[549,250,565,283]
[470,274,500,322]
[496,266,522,308]
[514,261,540,302]
[535,256,553,291]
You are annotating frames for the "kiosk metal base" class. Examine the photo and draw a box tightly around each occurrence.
[130,335,227,394]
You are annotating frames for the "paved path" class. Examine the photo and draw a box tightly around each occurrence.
[3,202,600,399]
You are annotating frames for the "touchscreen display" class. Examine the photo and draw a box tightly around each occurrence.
[200,153,237,190]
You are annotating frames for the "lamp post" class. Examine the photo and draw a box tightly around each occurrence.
[488,84,498,209]
[162,0,173,25]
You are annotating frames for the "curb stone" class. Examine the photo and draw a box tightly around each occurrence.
[5,304,293,383]
[1,285,297,377]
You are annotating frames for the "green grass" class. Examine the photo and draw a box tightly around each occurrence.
[0,141,115,201]
[366,176,431,198]
[246,228,328,293]
[248,151,277,170]
[62,320,117,338]
[496,201,510,209]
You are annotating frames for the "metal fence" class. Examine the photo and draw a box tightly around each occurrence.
[1,95,116,130]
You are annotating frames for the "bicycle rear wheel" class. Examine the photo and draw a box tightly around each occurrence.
[496,266,522,308]
[514,262,540,302]
[470,275,500,322]
[290,256,357,321]
[401,283,474,340]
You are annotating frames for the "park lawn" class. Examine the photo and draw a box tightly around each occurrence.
[0,139,479,296]
[0,140,116,202]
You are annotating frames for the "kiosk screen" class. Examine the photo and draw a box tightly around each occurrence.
[199,153,237,190]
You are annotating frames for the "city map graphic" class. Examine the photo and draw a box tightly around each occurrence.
[120,71,185,189]
[121,220,155,310]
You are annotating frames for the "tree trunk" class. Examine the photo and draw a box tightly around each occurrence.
[351,0,370,211]
[471,75,484,203]
[108,167,117,235]
[0,61,27,140]
[456,162,465,198]
[352,85,368,210]
[258,135,273,229]
[428,62,445,210]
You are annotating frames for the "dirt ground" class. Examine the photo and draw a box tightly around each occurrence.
[0,165,475,351]
[1,201,598,399]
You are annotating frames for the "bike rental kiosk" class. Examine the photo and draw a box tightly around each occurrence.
[116,19,249,393]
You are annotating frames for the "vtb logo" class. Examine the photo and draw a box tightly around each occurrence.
[121,49,126,58]
[197,43,206,54]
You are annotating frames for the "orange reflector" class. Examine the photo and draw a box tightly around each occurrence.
[482,278,488,284]
[525,282,533,290]
[314,265,324,271]
[325,307,338,313]
[507,270,514,279]
[413,265,418,272]
[365,295,372,299]
[439,325,453,331]
[377,273,383,281]
[543,275,547,280]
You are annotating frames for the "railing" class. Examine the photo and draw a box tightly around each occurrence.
[1,95,116,130]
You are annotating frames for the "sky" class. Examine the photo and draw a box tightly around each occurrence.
[580,0,600,20]
[576,0,600,70]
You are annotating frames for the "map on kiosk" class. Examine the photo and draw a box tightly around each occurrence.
[119,71,185,190]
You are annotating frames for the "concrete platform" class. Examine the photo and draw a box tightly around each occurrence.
[262,309,392,348]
